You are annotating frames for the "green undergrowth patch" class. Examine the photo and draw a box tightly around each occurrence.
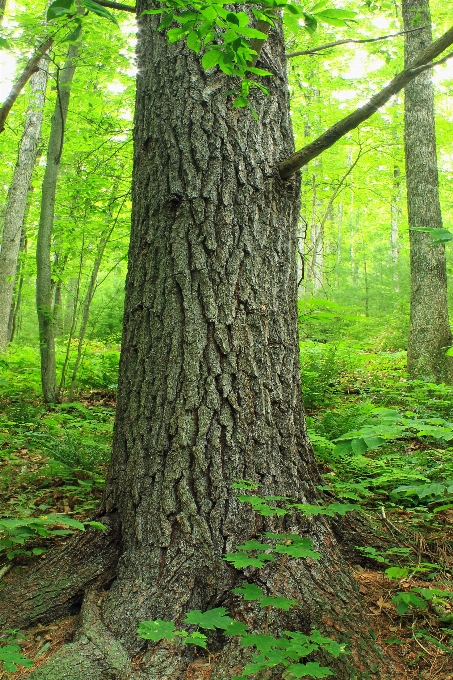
[0,345,116,566]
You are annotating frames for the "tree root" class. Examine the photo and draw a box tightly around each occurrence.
[0,512,397,679]
[0,513,121,631]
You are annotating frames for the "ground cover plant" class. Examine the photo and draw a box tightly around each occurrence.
[0,333,452,677]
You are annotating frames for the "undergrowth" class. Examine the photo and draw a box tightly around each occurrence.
[1,338,453,676]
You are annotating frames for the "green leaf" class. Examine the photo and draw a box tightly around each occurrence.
[236,540,269,551]
[200,5,218,21]
[273,543,321,560]
[241,633,277,653]
[0,37,9,48]
[232,583,264,600]
[224,552,275,568]
[246,67,273,77]
[63,19,82,42]
[167,27,188,43]
[183,631,208,648]
[351,437,368,455]
[81,0,118,24]
[158,13,175,31]
[385,566,409,580]
[310,0,327,10]
[362,435,385,450]
[47,0,74,21]
[85,521,107,530]
[284,662,334,678]
[259,596,298,610]
[42,515,86,530]
[325,502,360,516]
[184,608,233,630]
[316,9,356,19]
[202,49,221,69]
[302,12,317,34]
[224,620,249,636]
[225,12,239,25]
[286,3,303,14]
[187,30,201,53]
[137,619,177,641]
[238,27,268,39]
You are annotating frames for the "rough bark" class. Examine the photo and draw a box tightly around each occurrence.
[0,59,48,351]
[403,0,453,383]
[36,43,78,402]
[5,7,393,680]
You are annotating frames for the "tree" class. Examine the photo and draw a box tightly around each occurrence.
[0,56,48,350]
[36,41,79,402]
[403,0,453,383]
[2,3,453,679]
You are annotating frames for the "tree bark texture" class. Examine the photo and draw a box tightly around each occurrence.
[0,59,48,351]
[36,43,78,402]
[403,0,453,383]
[6,8,392,680]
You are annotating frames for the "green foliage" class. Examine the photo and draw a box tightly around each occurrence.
[138,0,355,112]
[0,514,105,560]
[300,342,354,410]
[137,487,352,678]
[0,642,33,674]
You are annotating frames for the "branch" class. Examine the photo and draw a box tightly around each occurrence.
[286,26,429,58]
[0,37,53,133]
[94,0,136,12]
[279,25,453,179]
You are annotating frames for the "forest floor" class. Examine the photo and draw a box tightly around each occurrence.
[1,343,453,678]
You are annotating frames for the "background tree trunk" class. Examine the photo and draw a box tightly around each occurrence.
[0,58,48,350]
[403,0,453,382]
[36,43,78,401]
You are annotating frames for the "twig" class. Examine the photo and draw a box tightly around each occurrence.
[286,25,429,58]
[279,25,453,178]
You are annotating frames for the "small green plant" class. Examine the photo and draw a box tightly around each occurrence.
[138,484,354,678]
[391,587,453,615]
[0,515,105,560]
[0,630,33,673]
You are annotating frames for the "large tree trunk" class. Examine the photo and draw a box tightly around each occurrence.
[2,7,392,679]
[403,0,453,382]
[36,43,78,402]
[0,58,48,351]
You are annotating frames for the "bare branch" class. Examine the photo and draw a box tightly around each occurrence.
[279,25,453,179]
[94,0,136,12]
[0,37,53,134]
[286,25,429,58]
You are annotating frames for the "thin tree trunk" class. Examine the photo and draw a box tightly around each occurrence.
[69,218,117,400]
[364,260,369,317]
[0,58,48,351]
[7,228,27,343]
[390,165,401,293]
[403,0,453,382]
[310,174,324,294]
[36,43,79,402]
[337,201,343,266]
[59,237,84,395]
